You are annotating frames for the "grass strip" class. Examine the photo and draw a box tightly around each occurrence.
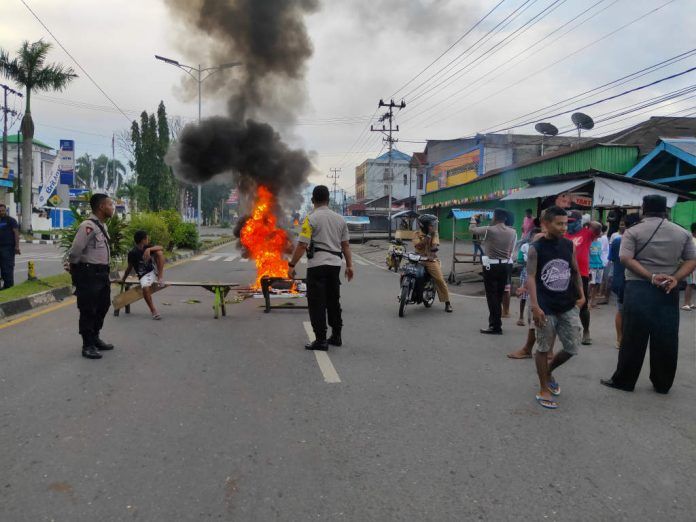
[0,273,72,304]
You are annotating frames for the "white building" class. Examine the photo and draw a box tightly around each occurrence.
[355,149,420,204]
[0,134,57,213]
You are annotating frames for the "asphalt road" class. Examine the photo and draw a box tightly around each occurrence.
[13,243,66,280]
[1,244,695,521]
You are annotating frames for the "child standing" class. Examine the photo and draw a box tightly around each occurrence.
[588,236,605,308]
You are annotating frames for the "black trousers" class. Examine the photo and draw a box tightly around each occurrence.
[611,280,680,392]
[482,263,510,331]
[580,275,590,333]
[0,245,15,289]
[73,266,111,346]
[306,265,342,341]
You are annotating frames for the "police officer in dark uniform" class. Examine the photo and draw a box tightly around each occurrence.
[67,193,115,359]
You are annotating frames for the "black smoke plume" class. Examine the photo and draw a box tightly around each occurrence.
[167,117,311,204]
[163,0,320,205]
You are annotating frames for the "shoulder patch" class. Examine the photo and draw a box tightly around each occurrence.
[85,225,93,234]
[299,216,312,240]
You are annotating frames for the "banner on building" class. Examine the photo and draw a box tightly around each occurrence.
[59,139,75,186]
[36,157,61,207]
[427,146,483,193]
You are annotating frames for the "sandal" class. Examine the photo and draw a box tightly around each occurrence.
[152,314,162,320]
[535,394,558,409]
[681,305,693,311]
[547,377,561,396]
[516,319,526,326]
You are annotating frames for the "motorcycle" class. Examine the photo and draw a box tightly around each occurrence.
[398,252,436,317]
[386,239,405,271]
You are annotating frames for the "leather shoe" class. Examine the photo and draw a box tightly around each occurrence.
[600,378,632,392]
[94,338,114,351]
[327,335,342,347]
[305,340,329,351]
[480,328,502,335]
[82,346,102,359]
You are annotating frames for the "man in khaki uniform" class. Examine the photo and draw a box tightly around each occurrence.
[68,193,115,359]
[413,214,453,313]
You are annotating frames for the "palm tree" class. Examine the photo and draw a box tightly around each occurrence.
[75,153,93,188]
[0,40,77,232]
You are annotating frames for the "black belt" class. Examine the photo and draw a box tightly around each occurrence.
[314,247,343,259]
[73,263,109,273]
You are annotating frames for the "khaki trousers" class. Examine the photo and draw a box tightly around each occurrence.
[422,259,450,302]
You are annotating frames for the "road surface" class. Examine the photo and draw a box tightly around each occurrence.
[1,244,695,521]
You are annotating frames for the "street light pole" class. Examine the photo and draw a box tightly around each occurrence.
[155,55,241,234]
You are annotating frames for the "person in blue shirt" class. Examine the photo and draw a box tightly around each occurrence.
[588,237,604,308]
[0,203,21,289]
[609,214,640,349]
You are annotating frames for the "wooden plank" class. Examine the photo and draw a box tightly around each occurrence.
[112,285,165,310]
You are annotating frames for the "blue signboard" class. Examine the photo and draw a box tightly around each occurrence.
[59,139,75,186]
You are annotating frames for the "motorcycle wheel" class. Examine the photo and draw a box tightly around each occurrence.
[423,281,435,308]
[399,285,409,317]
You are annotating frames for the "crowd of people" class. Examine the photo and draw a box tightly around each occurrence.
[470,195,696,409]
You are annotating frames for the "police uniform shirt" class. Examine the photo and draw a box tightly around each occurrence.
[469,222,517,260]
[620,216,696,281]
[298,206,349,269]
[68,214,110,265]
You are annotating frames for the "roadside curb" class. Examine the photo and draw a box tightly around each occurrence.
[0,237,235,322]
[20,239,56,245]
[0,286,73,320]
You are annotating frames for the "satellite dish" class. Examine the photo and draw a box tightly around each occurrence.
[571,112,594,143]
[534,122,559,136]
[571,112,594,130]
[535,122,558,155]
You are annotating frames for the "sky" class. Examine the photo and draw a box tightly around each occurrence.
[2,0,695,199]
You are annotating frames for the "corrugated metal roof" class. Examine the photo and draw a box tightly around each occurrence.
[662,137,696,157]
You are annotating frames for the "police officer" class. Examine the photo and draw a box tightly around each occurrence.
[288,185,354,351]
[0,203,20,289]
[67,193,115,359]
[413,214,453,312]
[469,208,517,334]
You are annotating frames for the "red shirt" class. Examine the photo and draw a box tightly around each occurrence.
[564,227,596,277]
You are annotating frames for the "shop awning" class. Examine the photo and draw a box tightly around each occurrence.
[501,175,680,208]
[501,179,589,201]
[448,209,494,220]
[592,176,678,208]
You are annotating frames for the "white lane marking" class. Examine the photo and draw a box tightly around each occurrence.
[239,258,249,263]
[208,255,222,261]
[303,321,341,384]
[192,255,207,261]
[223,255,238,262]
[299,258,307,264]
[353,258,368,266]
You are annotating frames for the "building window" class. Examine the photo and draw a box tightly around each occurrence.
[403,174,407,186]
[417,173,424,190]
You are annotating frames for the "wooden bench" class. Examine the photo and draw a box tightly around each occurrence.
[112,279,240,319]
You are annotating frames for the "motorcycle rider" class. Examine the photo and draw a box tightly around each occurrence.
[413,214,453,313]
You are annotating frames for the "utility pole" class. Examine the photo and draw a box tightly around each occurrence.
[327,168,341,209]
[1,84,23,177]
[371,98,405,240]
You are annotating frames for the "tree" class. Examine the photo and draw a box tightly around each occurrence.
[0,40,77,232]
[130,101,177,211]
[117,181,149,213]
[201,181,233,225]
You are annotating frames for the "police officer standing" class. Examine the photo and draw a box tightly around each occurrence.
[469,208,517,334]
[0,203,20,289]
[288,185,354,351]
[67,194,115,359]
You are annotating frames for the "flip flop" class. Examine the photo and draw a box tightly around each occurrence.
[507,352,532,359]
[535,395,558,409]
[516,320,526,326]
[152,314,162,320]
[681,305,693,311]
[547,378,561,396]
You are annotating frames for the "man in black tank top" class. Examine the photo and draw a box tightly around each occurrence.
[526,206,586,409]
